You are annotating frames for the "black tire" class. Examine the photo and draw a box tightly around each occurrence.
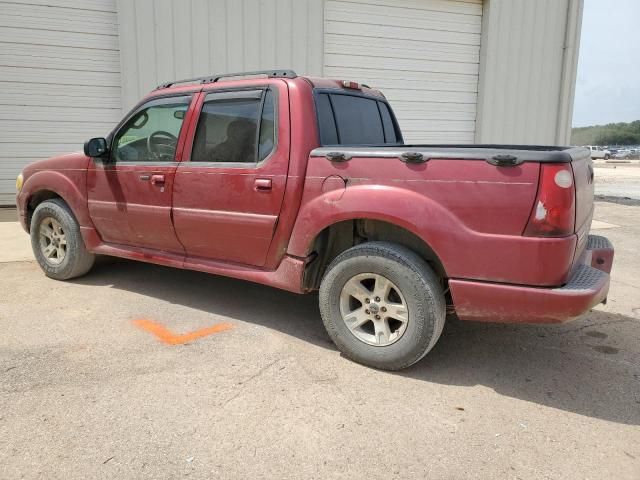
[319,242,445,370]
[30,199,95,280]
[604,154,610,160]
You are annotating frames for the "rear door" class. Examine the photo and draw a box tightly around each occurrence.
[172,83,290,266]
[87,95,193,252]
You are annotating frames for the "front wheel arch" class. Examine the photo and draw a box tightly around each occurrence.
[26,190,63,231]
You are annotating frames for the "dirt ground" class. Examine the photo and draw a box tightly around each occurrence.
[594,162,640,201]
[1,201,639,479]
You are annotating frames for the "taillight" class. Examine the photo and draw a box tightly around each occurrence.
[524,163,575,237]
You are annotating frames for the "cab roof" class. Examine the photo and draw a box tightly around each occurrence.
[149,69,385,99]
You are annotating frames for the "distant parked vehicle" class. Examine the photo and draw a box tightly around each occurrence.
[586,145,610,160]
[614,149,632,159]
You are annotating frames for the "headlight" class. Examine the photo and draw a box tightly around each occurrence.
[16,173,23,192]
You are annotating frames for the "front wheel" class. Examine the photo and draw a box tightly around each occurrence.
[30,199,95,280]
[319,242,445,370]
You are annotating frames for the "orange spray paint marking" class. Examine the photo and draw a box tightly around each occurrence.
[132,319,233,345]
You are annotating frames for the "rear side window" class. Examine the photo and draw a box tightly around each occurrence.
[316,94,338,145]
[378,102,398,144]
[315,92,401,146]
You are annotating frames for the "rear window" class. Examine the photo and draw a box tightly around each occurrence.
[315,92,401,146]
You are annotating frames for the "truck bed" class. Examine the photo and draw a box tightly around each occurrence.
[294,144,593,288]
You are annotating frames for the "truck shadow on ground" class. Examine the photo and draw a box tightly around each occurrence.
[78,258,640,426]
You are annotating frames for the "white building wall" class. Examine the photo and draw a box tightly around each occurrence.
[475,0,583,145]
[116,0,324,111]
[0,0,121,205]
[0,0,585,204]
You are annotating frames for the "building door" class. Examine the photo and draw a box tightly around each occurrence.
[323,0,482,144]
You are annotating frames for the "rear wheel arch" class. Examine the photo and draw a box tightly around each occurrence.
[302,218,447,291]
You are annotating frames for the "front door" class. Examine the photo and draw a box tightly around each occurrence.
[87,94,193,252]
[172,84,289,267]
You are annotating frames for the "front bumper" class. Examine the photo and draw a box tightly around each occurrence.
[16,191,29,232]
[449,234,614,324]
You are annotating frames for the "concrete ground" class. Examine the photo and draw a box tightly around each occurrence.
[1,201,639,480]
[594,163,640,201]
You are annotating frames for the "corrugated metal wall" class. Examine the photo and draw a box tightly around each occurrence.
[0,0,121,205]
[323,0,483,144]
[116,0,324,111]
[475,0,583,145]
[1,0,585,204]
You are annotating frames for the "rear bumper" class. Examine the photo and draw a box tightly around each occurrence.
[450,234,614,324]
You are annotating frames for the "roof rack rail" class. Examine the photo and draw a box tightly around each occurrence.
[155,69,297,89]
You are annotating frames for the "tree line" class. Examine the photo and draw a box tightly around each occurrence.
[571,120,640,146]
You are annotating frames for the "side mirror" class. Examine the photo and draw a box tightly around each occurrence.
[84,137,108,157]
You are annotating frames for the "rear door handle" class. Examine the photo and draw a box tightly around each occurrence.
[139,174,151,181]
[254,178,272,191]
[150,174,165,186]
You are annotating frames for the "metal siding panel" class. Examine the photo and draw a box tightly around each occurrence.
[135,0,159,91]
[0,26,117,49]
[173,1,194,78]
[0,43,120,73]
[291,0,309,73]
[1,0,116,11]
[0,0,121,204]
[243,0,261,69]
[209,2,228,71]
[333,0,482,15]
[324,0,482,144]
[116,0,324,111]
[154,0,177,84]
[475,0,581,145]
[225,0,245,72]
[275,0,294,68]
[307,0,325,75]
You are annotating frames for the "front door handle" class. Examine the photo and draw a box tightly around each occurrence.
[150,174,165,186]
[254,178,272,191]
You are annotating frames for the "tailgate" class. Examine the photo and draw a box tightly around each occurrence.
[571,149,596,261]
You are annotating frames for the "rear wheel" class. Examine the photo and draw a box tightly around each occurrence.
[319,242,445,370]
[604,154,610,160]
[30,199,95,280]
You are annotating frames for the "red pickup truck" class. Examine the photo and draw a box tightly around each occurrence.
[15,70,614,370]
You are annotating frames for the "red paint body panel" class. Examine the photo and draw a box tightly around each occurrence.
[86,162,185,252]
[16,74,613,325]
[287,156,575,286]
[17,152,93,231]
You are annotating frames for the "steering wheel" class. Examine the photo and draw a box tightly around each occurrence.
[147,131,178,159]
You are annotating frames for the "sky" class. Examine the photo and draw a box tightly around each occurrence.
[572,0,640,127]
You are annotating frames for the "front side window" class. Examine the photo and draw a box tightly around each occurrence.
[113,96,191,162]
[192,89,276,164]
